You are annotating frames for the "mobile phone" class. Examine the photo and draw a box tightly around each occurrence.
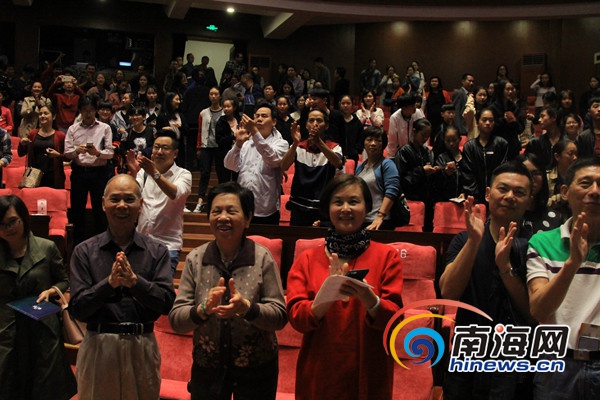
[86,142,93,148]
[345,269,369,281]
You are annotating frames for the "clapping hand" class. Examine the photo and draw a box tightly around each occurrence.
[214,278,251,319]
[568,212,589,268]
[233,127,251,147]
[464,196,484,243]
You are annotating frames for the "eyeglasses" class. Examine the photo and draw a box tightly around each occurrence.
[0,218,21,231]
[153,144,173,152]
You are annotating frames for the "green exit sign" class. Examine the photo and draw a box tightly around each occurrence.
[206,25,218,32]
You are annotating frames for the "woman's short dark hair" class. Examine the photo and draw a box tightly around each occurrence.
[361,126,388,150]
[0,195,31,238]
[206,182,255,219]
[319,174,372,218]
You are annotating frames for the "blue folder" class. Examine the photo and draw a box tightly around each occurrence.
[7,296,61,320]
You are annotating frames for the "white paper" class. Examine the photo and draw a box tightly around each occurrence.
[313,275,373,307]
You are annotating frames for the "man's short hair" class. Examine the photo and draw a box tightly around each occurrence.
[307,107,329,125]
[462,73,474,81]
[78,95,98,110]
[588,96,600,109]
[397,93,417,108]
[155,129,179,150]
[564,157,600,187]
[254,101,278,120]
[206,181,254,218]
[441,104,456,112]
[489,161,533,194]
[540,105,558,119]
[309,88,330,99]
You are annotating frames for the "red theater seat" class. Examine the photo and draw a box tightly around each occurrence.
[395,200,425,232]
[247,235,283,270]
[432,201,486,234]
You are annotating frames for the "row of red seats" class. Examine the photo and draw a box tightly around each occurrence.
[279,197,486,233]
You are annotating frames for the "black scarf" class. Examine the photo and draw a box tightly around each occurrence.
[325,228,370,259]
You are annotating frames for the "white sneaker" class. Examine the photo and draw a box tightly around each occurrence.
[193,203,205,213]
[183,207,191,213]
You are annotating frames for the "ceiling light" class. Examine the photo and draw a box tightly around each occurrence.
[226,7,235,13]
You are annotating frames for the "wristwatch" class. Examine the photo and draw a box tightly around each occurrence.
[153,171,161,181]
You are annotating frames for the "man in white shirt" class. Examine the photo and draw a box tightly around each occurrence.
[224,102,289,225]
[127,129,192,274]
[386,93,425,158]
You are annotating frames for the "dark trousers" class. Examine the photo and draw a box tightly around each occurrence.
[197,148,230,201]
[290,207,321,227]
[251,211,280,225]
[185,126,198,170]
[443,370,520,400]
[189,359,277,400]
[70,165,111,243]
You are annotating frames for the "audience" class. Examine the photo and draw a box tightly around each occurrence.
[2,44,600,400]
[547,139,578,220]
[0,194,77,400]
[127,129,192,275]
[525,105,562,170]
[434,125,466,202]
[452,73,475,136]
[286,174,403,400]
[281,108,344,226]
[575,96,600,159]
[354,127,401,230]
[193,87,224,213]
[69,174,175,399]
[396,118,439,231]
[462,108,509,204]
[440,162,535,399]
[18,81,52,138]
[386,93,425,158]
[18,104,66,188]
[527,157,600,399]
[516,153,562,237]
[64,95,114,243]
[224,102,289,225]
[169,181,286,400]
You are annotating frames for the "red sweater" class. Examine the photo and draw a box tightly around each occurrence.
[286,241,404,400]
